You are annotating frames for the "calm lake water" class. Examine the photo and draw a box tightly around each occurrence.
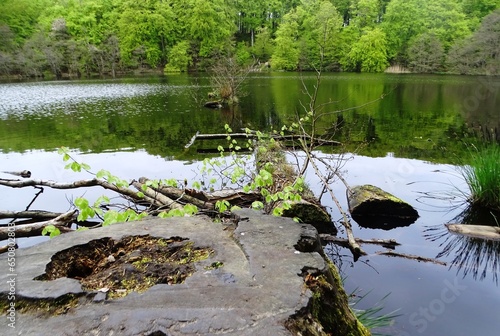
[0,73,499,335]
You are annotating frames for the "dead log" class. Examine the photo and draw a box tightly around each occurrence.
[0,210,63,220]
[320,234,401,249]
[445,223,500,241]
[0,243,17,254]
[131,181,184,210]
[0,210,77,240]
[376,250,447,266]
[0,177,144,203]
[347,184,419,230]
[2,170,31,178]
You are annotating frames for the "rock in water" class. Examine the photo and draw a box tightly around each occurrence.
[347,184,419,230]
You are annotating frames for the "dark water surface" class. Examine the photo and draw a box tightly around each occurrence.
[0,73,499,335]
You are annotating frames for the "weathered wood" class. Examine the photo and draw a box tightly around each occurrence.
[0,210,77,240]
[2,170,31,178]
[138,177,215,210]
[376,250,447,266]
[0,210,63,220]
[131,181,184,210]
[320,234,401,249]
[347,184,419,229]
[446,223,500,241]
[0,177,144,203]
[0,243,17,254]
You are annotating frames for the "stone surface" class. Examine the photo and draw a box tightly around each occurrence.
[0,209,327,335]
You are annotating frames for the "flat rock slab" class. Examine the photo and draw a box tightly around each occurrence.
[0,209,326,335]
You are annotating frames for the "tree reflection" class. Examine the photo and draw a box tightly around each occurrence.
[425,207,500,285]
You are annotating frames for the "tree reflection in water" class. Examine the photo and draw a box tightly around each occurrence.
[425,206,500,285]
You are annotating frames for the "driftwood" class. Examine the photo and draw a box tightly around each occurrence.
[320,234,401,250]
[0,243,17,254]
[131,181,184,210]
[0,210,63,220]
[0,177,143,201]
[2,170,31,178]
[376,250,447,266]
[0,210,76,240]
[445,223,500,241]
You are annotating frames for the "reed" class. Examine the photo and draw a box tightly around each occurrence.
[460,145,500,211]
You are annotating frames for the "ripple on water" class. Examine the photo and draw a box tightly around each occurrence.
[0,82,179,118]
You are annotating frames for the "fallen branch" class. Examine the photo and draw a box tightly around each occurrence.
[138,177,215,210]
[0,177,144,203]
[0,210,63,220]
[0,210,77,240]
[131,181,184,210]
[446,223,500,241]
[320,234,401,250]
[376,250,447,266]
[2,170,31,178]
[0,243,17,254]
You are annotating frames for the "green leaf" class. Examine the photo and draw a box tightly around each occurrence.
[96,169,109,179]
[70,162,81,172]
[63,153,71,162]
[137,191,145,198]
[81,163,91,171]
[74,197,89,209]
[272,207,284,216]
[251,201,264,210]
[183,204,198,216]
[42,225,61,238]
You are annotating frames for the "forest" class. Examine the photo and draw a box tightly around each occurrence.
[0,0,499,78]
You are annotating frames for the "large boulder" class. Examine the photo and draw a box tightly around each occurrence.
[0,209,368,336]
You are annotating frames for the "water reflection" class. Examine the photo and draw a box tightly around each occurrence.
[425,220,500,285]
[352,214,417,230]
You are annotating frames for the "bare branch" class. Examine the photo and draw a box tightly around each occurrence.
[0,210,77,240]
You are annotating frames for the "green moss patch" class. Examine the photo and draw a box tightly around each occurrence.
[34,235,213,299]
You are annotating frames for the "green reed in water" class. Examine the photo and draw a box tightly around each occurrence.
[461,145,500,211]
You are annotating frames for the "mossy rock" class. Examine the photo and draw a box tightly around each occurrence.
[347,185,419,230]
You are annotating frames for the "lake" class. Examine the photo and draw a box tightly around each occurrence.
[0,72,499,335]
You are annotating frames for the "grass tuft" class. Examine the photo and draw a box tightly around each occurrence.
[460,145,500,211]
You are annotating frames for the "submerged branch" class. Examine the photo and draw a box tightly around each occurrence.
[184,132,341,148]
[376,250,447,266]
[320,234,401,250]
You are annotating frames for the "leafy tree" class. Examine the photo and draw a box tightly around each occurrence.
[447,9,500,75]
[272,9,300,70]
[461,0,500,20]
[344,28,389,72]
[0,0,49,43]
[165,41,192,72]
[350,0,380,29]
[383,0,471,63]
[407,33,445,73]
[300,0,343,69]
[117,0,175,67]
[186,0,236,58]
[252,26,274,61]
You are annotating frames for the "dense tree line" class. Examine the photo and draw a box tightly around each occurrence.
[0,0,498,78]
